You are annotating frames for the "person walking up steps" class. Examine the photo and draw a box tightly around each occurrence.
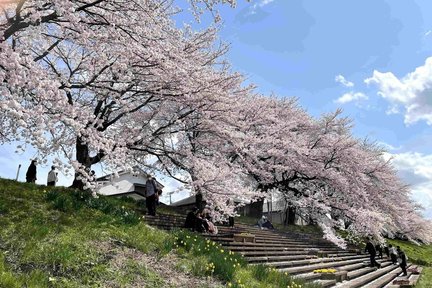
[397,246,408,276]
[389,244,398,265]
[365,237,381,268]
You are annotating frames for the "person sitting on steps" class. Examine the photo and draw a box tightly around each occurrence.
[257,215,275,230]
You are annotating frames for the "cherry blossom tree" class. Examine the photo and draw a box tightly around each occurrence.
[0,0,248,189]
[226,97,432,245]
[1,0,430,245]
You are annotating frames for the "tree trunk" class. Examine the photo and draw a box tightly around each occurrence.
[287,204,296,225]
[190,173,204,210]
[71,137,91,190]
[195,192,203,211]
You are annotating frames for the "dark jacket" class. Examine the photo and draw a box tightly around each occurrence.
[184,211,197,229]
[26,163,37,182]
[398,250,407,266]
[365,241,376,256]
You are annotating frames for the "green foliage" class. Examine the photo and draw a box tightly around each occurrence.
[385,239,432,287]
[174,230,245,281]
[416,267,432,288]
[0,178,324,288]
[387,239,432,266]
[45,188,140,225]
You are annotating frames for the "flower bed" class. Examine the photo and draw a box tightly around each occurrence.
[313,269,337,274]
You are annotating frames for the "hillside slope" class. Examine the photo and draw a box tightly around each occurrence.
[0,179,223,287]
[0,179,319,288]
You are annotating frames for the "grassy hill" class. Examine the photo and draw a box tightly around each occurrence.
[386,239,432,287]
[0,178,320,288]
[2,178,430,287]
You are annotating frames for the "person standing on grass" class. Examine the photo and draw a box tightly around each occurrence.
[397,246,408,276]
[47,166,58,186]
[145,175,157,216]
[25,160,37,183]
[365,237,381,268]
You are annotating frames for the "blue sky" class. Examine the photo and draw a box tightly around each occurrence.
[180,0,432,218]
[1,0,432,217]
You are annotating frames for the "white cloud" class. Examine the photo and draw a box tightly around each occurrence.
[384,151,432,219]
[250,0,275,14]
[335,74,354,87]
[334,91,368,104]
[377,142,401,151]
[386,152,432,181]
[385,105,399,115]
[365,57,432,126]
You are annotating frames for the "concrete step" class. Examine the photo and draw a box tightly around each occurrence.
[278,257,370,275]
[266,255,367,269]
[225,246,314,252]
[245,254,317,263]
[336,262,400,288]
[313,279,338,287]
[383,265,422,288]
[219,240,314,247]
[294,272,323,281]
[336,262,367,272]
[239,250,315,257]
[362,266,403,288]
[347,266,379,280]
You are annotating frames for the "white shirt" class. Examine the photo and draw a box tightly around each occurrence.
[47,170,58,183]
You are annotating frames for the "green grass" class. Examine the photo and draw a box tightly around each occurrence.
[0,178,320,288]
[386,239,432,287]
[387,239,432,266]
[416,267,432,287]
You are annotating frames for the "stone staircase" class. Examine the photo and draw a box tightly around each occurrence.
[143,214,423,288]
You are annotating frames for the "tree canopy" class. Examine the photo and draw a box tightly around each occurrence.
[1,0,431,245]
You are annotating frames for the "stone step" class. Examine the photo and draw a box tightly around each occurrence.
[218,238,314,248]
[265,255,367,269]
[347,266,379,280]
[383,265,422,288]
[245,254,317,263]
[226,246,315,252]
[335,262,367,272]
[362,266,403,288]
[327,253,359,258]
[278,257,370,275]
[313,279,338,287]
[239,250,315,257]
[294,271,323,281]
[336,262,400,288]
